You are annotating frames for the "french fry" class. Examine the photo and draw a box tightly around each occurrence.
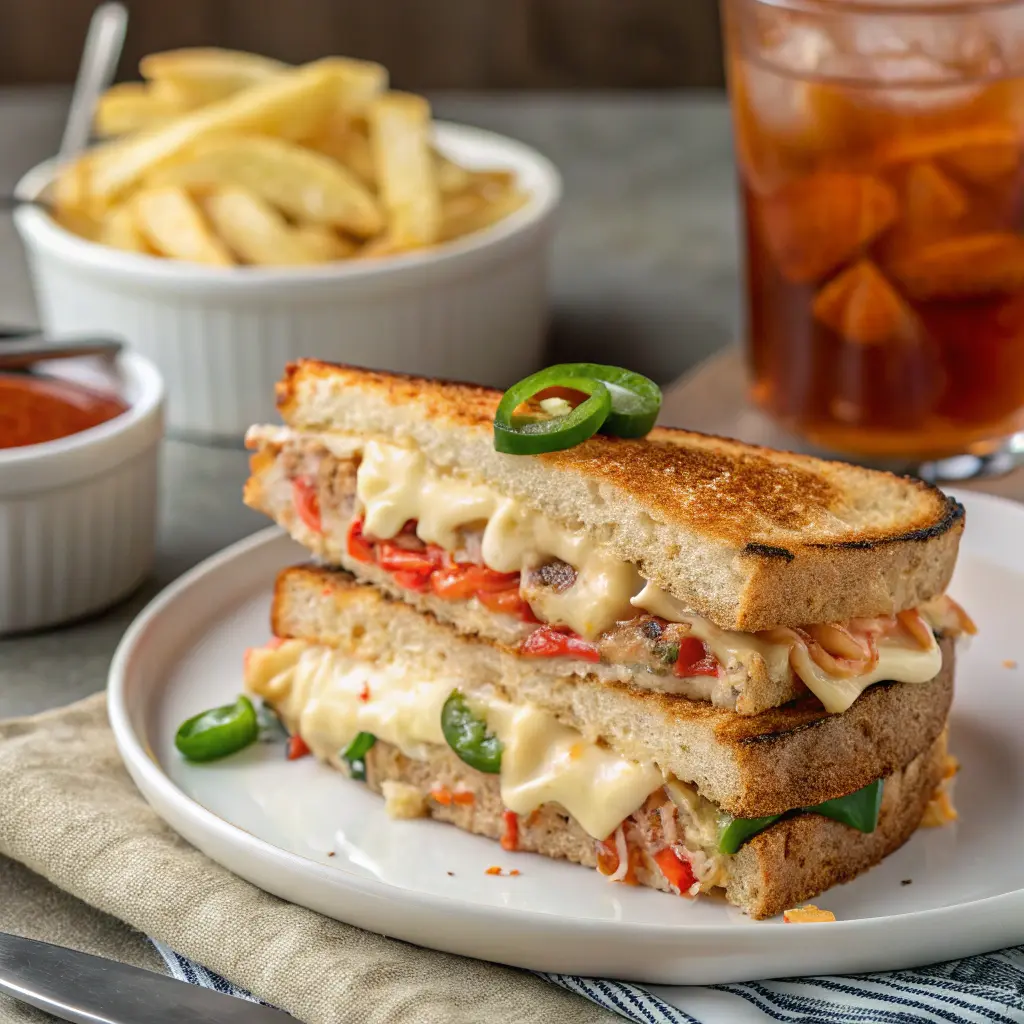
[86,59,357,206]
[434,151,516,196]
[201,185,332,265]
[148,133,382,236]
[98,202,150,252]
[293,223,358,260]
[369,92,441,247]
[50,45,524,261]
[132,186,234,265]
[306,116,377,189]
[94,81,188,137]
[139,48,288,106]
[439,187,529,242]
[51,155,92,216]
[358,232,401,259]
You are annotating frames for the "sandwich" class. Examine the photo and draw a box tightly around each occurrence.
[244,564,958,919]
[238,360,973,917]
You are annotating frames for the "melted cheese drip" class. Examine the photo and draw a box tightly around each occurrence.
[245,641,661,840]
[356,440,641,639]
[630,583,943,714]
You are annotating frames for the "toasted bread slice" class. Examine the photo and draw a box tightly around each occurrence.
[364,729,948,920]
[265,359,963,632]
[268,565,954,817]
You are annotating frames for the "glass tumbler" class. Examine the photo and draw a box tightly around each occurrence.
[722,0,1024,463]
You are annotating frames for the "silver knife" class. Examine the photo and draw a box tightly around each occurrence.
[0,932,292,1023]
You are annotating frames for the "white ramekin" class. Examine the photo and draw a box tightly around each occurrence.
[0,352,164,635]
[14,122,562,442]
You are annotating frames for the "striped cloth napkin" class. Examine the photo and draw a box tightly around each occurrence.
[153,940,1024,1023]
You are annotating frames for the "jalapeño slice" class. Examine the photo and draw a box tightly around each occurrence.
[493,363,661,455]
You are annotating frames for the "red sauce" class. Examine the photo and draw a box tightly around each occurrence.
[0,374,128,450]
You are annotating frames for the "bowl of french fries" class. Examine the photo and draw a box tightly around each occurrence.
[14,49,561,440]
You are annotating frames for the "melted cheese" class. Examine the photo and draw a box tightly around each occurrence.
[355,440,641,638]
[484,699,663,839]
[245,641,661,840]
[630,583,943,714]
[247,641,451,763]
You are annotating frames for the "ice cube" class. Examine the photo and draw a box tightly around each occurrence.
[888,233,1024,300]
[759,171,898,284]
[813,260,920,346]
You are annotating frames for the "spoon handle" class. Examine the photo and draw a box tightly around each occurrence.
[60,2,129,161]
[0,337,123,371]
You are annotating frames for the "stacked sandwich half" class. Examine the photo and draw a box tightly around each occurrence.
[242,360,972,919]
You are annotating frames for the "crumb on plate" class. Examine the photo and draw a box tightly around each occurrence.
[382,780,427,819]
[783,905,836,924]
[901,879,912,886]
[1003,659,1017,669]
[921,788,958,827]
[485,865,502,876]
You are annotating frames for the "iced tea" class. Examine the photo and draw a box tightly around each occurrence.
[724,0,1024,460]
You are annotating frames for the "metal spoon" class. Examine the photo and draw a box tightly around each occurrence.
[60,2,129,161]
[3,3,128,211]
[0,336,123,371]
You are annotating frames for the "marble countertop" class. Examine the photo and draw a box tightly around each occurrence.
[0,88,739,717]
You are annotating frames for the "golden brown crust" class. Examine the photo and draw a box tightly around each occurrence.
[731,730,947,919]
[272,564,955,817]
[276,360,502,431]
[276,358,962,550]
[265,359,965,631]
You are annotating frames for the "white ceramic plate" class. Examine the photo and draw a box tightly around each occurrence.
[108,491,1024,985]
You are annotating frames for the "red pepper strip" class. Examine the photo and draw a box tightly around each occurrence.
[653,848,697,895]
[501,810,519,851]
[375,540,436,575]
[520,625,601,663]
[292,478,322,534]
[346,519,375,563]
[673,636,720,678]
[432,563,520,598]
[287,735,311,760]
[476,587,538,622]
[390,570,432,591]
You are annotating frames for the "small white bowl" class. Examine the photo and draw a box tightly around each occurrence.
[14,122,562,441]
[0,352,164,635]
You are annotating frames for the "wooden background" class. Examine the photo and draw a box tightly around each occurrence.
[0,0,725,89]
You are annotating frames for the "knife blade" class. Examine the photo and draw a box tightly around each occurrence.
[0,933,292,1023]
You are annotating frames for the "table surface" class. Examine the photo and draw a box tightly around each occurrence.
[1,87,1020,719]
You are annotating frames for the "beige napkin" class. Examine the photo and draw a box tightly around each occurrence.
[0,695,617,1024]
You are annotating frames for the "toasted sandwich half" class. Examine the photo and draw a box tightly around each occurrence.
[245,360,973,716]
[245,566,956,920]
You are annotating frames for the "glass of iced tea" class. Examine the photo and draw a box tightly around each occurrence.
[723,0,1024,463]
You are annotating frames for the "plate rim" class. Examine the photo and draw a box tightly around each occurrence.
[107,494,1024,962]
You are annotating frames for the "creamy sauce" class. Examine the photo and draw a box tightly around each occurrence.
[245,640,662,840]
[631,583,943,713]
